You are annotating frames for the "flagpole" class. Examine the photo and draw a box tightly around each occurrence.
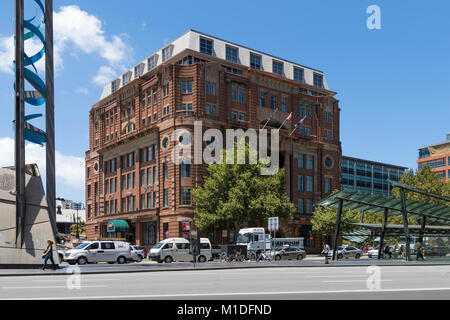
[276,112,292,133]
[262,108,278,130]
[289,115,307,136]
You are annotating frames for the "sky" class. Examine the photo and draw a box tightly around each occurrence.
[0,0,449,203]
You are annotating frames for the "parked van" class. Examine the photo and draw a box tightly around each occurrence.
[64,241,132,265]
[149,238,212,263]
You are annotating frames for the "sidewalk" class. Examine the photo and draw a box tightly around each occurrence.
[1,256,449,277]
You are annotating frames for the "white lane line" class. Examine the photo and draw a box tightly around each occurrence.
[306,275,368,278]
[31,279,120,283]
[4,287,450,300]
[2,285,108,290]
[323,280,393,283]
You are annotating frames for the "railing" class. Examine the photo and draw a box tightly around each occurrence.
[175,110,196,118]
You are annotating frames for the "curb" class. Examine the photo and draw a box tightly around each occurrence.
[1,261,449,277]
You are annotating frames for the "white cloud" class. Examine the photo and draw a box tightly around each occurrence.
[92,65,118,86]
[75,87,89,95]
[0,137,84,190]
[0,5,131,86]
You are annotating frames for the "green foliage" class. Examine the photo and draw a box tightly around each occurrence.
[311,205,361,236]
[192,144,295,232]
[312,166,450,238]
[70,218,86,235]
[392,166,450,202]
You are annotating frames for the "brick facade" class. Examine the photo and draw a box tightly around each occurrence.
[85,51,342,253]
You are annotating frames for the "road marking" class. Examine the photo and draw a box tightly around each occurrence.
[2,285,108,290]
[323,280,393,283]
[4,287,450,300]
[31,279,120,283]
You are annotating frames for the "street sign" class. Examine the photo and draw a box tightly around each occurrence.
[268,217,279,232]
[189,229,200,256]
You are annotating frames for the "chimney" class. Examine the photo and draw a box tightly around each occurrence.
[447,133,450,142]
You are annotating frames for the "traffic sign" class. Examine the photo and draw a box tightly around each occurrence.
[268,217,279,232]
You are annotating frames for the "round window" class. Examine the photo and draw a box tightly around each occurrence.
[162,137,169,149]
[324,156,333,168]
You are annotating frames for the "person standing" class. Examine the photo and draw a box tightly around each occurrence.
[322,243,330,264]
[416,242,425,261]
[42,239,57,270]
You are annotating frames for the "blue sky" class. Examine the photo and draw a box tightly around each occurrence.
[0,0,449,202]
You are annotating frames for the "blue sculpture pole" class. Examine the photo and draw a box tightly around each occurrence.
[14,0,55,247]
[45,0,56,238]
[15,0,25,248]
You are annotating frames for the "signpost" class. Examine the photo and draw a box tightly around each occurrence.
[189,229,200,267]
[268,217,279,239]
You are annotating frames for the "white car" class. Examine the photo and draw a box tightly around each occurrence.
[367,247,381,258]
[64,241,132,265]
[130,245,145,262]
[149,238,212,263]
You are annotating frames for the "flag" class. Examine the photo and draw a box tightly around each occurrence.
[276,112,293,132]
[289,115,307,136]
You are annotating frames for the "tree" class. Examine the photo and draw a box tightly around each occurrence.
[391,165,450,226]
[311,204,361,236]
[70,217,86,236]
[192,144,295,232]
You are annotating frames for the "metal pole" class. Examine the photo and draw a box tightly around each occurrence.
[378,208,388,260]
[45,0,57,238]
[15,0,25,248]
[419,217,426,244]
[76,203,80,240]
[399,188,411,261]
[332,199,343,261]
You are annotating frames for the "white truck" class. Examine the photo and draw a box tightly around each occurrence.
[236,227,304,258]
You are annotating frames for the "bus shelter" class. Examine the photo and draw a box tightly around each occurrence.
[316,181,450,261]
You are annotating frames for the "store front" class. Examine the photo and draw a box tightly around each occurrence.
[179,221,191,239]
[142,221,157,245]
[106,219,130,240]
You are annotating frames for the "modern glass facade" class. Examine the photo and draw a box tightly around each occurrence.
[417,136,450,182]
[341,156,408,196]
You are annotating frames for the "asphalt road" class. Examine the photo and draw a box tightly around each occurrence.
[1,265,450,300]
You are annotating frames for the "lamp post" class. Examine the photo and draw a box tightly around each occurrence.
[73,202,82,240]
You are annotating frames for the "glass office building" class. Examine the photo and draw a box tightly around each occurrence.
[341,156,408,196]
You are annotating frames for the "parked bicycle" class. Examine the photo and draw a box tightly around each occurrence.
[256,250,273,262]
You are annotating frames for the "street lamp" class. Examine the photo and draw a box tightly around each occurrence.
[73,202,83,240]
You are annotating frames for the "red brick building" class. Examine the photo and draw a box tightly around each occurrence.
[85,30,342,252]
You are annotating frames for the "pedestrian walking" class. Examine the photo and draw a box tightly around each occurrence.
[416,242,425,261]
[322,243,330,264]
[42,239,57,270]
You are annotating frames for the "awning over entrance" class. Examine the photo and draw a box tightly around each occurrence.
[107,220,130,233]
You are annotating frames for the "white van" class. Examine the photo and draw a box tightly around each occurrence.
[64,241,132,265]
[149,238,212,263]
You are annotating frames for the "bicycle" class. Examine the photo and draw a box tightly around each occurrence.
[218,251,228,263]
[256,250,273,262]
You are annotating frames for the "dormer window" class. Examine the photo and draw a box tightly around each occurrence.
[313,73,324,88]
[148,54,158,71]
[273,60,283,76]
[162,46,172,62]
[122,72,131,85]
[134,63,144,78]
[294,67,304,83]
[111,79,120,93]
[200,37,213,56]
[226,45,238,63]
